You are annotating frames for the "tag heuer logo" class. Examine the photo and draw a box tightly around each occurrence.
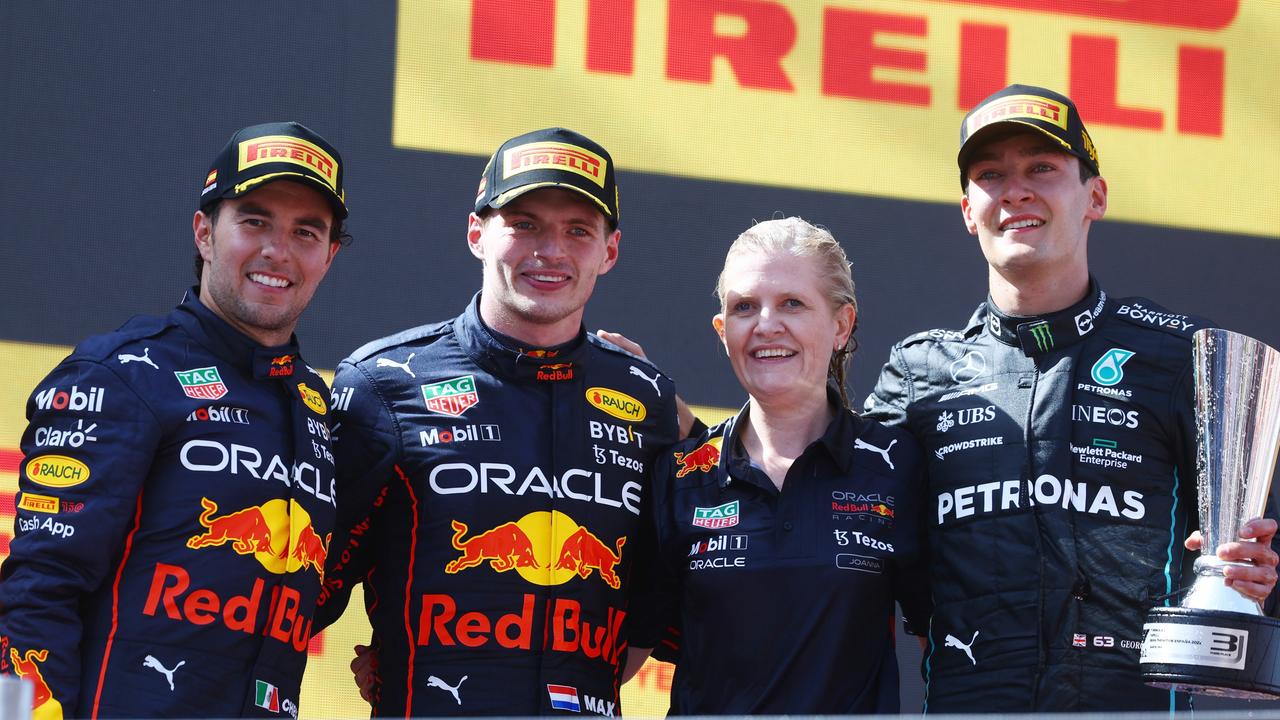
[422,375,479,417]
[692,500,740,529]
[175,366,228,400]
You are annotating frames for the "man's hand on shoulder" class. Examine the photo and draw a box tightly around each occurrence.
[596,329,698,438]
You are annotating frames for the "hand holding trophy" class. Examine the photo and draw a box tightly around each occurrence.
[1141,328,1280,698]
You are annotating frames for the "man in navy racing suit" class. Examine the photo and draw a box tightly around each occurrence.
[0,122,348,718]
[314,128,683,716]
[862,85,1279,712]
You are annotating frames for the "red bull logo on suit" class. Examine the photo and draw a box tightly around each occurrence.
[445,511,624,588]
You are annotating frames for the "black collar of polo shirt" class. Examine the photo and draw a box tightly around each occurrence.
[721,385,858,490]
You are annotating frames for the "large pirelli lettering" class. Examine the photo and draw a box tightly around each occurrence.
[462,0,1225,131]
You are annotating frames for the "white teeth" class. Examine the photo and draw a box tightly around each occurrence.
[754,348,795,359]
[529,273,564,282]
[1004,219,1043,230]
[250,273,290,288]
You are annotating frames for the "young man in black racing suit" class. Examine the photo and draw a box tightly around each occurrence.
[863,85,1279,712]
[0,121,348,718]
[314,128,686,716]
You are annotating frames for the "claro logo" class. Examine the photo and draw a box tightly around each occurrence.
[585,387,646,422]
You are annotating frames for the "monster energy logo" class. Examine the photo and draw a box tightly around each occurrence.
[1028,322,1054,352]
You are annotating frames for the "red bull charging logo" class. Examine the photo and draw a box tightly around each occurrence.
[673,436,723,478]
[446,511,624,588]
[9,647,63,720]
[187,497,329,577]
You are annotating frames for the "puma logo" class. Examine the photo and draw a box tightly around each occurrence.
[629,365,661,396]
[118,347,158,369]
[944,630,980,666]
[143,654,186,691]
[854,437,897,469]
[426,674,467,705]
[376,352,416,378]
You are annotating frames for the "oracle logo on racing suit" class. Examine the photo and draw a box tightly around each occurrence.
[936,474,1144,525]
[417,592,626,666]
[428,463,641,515]
[179,439,337,507]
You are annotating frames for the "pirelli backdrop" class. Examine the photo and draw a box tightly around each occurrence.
[3,1,1279,716]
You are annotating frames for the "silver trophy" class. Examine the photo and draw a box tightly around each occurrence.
[1141,328,1280,698]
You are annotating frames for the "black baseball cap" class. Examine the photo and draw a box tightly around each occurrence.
[958,84,1100,186]
[200,121,347,219]
[474,127,618,226]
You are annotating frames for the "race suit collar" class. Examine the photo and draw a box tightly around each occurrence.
[979,278,1109,356]
[721,386,858,491]
[175,286,306,378]
[454,292,589,382]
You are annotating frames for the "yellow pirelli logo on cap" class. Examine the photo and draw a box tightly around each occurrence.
[18,492,59,514]
[503,141,606,188]
[238,135,339,191]
[967,95,1069,135]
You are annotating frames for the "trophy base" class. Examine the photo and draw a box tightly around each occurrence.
[1141,606,1280,700]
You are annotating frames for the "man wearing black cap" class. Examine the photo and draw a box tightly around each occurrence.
[863,86,1278,711]
[0,122,347,718]
[315,127,682,716]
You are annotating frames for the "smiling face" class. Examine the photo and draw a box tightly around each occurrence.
[961,129,1107,284]
[468,187,620,347]
[194,180,339,347]
[713,249,855,411]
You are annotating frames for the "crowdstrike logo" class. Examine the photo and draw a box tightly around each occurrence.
[934,436,1003,460]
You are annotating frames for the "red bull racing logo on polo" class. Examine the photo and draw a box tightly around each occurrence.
[175,366,229,400]
[423,375,479,417]
[445,511,625,589]
[692,500,740,529]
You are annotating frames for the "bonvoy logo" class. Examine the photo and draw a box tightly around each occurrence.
[586,387,646,422]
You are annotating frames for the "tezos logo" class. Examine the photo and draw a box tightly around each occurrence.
[1091,349,1134,387]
